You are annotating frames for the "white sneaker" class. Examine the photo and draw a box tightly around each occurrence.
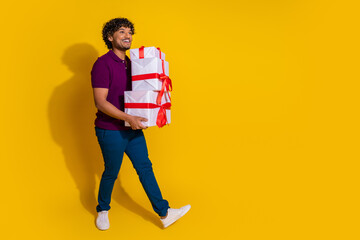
[161,205,191,228]
[96,211,110,230]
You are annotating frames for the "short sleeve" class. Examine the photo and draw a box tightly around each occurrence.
[91,58,110,88]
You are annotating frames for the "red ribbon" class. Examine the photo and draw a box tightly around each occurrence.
[124,102,171,128]
[132,73,172,105]
[139,46,144,59]
[156,51,171,104]
[134,46,172,105]
[156,74,172,105]
[157,47,162,59]
[132,73,167,81]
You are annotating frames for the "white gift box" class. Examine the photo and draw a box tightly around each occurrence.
[124,90,171,127]
[130,46,165,60]
[131,58,169,91]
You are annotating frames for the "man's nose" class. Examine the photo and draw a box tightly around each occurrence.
[125,32,131,38]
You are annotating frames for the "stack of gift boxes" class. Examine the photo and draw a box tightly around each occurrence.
[124,46,172,128]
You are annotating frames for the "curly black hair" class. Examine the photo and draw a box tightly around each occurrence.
[102,18,135,49]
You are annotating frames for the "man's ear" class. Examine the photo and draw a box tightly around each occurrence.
[108,34,113,42]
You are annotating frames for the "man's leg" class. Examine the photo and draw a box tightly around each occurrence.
[125,130,169,217]
[95,127,129,212]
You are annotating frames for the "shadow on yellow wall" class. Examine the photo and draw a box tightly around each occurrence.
[48,43,162,228]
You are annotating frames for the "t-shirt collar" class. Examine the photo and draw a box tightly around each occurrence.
[108,50,129,62]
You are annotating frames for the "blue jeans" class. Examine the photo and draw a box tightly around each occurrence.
[95,127,169,217]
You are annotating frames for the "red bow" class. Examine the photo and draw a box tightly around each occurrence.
[157,74,172,105]
[156,102,171,127]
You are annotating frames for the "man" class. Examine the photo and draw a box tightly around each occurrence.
[91,18,190,230]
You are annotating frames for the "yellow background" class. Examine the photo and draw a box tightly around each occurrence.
[1,0,359,239]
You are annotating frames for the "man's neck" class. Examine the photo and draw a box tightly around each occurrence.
[112,48,127,60]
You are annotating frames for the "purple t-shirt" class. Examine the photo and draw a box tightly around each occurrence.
[91,50,132,130]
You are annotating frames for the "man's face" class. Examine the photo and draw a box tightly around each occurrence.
[108,27,133,50]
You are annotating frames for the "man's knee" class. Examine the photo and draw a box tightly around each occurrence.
[102,167,120,180]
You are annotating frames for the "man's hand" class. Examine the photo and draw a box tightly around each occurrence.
[126,115,148,130]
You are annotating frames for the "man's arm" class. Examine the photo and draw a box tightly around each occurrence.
[93,88,147,130]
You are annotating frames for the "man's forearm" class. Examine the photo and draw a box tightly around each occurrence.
[96,100,131,122]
